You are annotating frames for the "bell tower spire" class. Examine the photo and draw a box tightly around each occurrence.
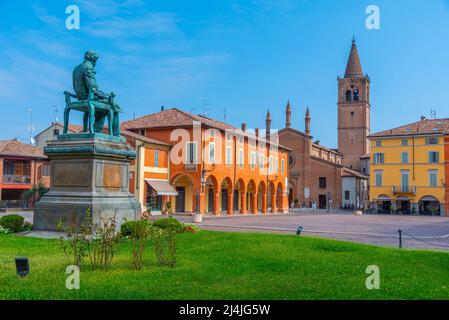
[285,100,291,128]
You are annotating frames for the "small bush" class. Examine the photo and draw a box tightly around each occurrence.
[128,220,153,269]
[22,222,33,232]
[0,225,12,234]
[0,214,25,233]
[153,218,183,233]
[182,223,199,234]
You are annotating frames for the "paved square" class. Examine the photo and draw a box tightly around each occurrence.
[176,210,449,251]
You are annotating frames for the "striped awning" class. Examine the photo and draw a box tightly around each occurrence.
[145,179,178,196]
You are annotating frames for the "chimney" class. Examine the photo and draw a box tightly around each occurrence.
[161,106,165,111]
[305,107,311,136]
[285,100,291,128]
[241,123,247,132]
[255,128,259,137]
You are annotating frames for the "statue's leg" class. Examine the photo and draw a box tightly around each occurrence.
[107,109,113,135]
[63,108,70,134]
[94,115,106,133]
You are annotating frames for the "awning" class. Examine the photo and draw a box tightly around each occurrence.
[145,179,178,196]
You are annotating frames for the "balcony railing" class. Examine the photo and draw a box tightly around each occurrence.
[2,175,31,184]
[185,163,197,171]
[392,186,416,195]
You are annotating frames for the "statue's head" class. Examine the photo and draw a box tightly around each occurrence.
[84,50,99,65]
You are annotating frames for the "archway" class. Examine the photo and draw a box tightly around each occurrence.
[171,174,194,213]
[375,194,392,214]
[205,175,219,214]
[220,177,233,215]
[419,196,441,216]
[396,196,410,215]
[247,180,257,214]
[235,178,246,214]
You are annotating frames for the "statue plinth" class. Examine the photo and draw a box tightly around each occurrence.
[34,133,141,231]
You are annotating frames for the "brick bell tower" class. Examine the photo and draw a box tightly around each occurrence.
[338,38,370,172]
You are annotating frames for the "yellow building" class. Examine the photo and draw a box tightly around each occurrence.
[368,117,447,216]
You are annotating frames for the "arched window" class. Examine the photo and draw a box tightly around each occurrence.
[346,90,352,102]
[353,88,359,101]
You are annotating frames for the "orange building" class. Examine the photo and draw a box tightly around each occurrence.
[0,139,50,209]
[123,108,290,215]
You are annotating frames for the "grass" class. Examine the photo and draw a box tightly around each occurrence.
[0,230,449,300]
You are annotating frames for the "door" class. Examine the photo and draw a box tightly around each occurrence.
[318,195,327,209]
[208,189,214,213]
[175,187,185,212]
[221,189,228,212]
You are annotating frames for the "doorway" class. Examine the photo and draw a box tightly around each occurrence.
[175,187,185,212]
[318,195,327,209]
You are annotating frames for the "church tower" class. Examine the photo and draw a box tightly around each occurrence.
[338,39,370,171]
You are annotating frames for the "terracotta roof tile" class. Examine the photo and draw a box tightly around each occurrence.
[121,129,170,147]
[369,118,449,138]
[0,139,46,158]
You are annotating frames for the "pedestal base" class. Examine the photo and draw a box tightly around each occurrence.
[34,133,141,231]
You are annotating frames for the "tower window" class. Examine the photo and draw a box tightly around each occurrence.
[346,90,352,102]
[350,111,354,117]
[353,89,359,101]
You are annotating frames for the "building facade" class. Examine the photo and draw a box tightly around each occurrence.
[278,103,343,209]
[34,122,82,149]
[0,139,50,208]
[369,117,448,216]
[123,108,290,215]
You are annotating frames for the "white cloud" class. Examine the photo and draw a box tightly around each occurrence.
[32,4,62,27]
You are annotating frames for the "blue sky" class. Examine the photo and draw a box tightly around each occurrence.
[1,0,449,148]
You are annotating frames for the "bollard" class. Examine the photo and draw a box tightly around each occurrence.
[398,229,402,249]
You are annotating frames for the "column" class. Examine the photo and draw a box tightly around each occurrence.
[199,191,206,214]
[240,191,247,214]
[213,191,220,215]
[227,190,233,215]
[251,193,257,214]
[271,192,277,213]
[262,192,267,214]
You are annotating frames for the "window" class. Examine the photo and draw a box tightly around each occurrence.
[209,129,215,138]
[319,177,326,189]
[186,142,197,164]
[281,159,285,174]
[401,139,408,146]
[346,90,352,102]
[401,152,409,164]
[259,154,264,170]
[53,129,59,136]
[238,149,244,168]
[275,157,279,173]
[209,142,215,164]
[225,146,232,166]
[429,170,438,187]
[226,133,232,141]
[373,153,384,164]
[429,151,439,164]
[269,156,274,173]
[375,171,383,186]
[426,137,439,145]
[353,89,359,101]
[375,140,381,147]
[251,151,256,170]
[154,150,159,167]
[401,172,409,192]
[42,164,51,176]
[345,190,350,200]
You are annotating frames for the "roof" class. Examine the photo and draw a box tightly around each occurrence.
[0,139,47,159]
[312,143,343,156]
[121,129,170,147]
[122,108,235,131]
[369,118,449,138]
[35,122,82,138]
[341,167,369,179]
[344,39,364,78]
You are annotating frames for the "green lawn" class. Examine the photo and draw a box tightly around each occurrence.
[0,231,448,300]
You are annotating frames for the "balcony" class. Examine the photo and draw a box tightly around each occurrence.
[392,186,416,195]
[2,175,32,184]
[184,163,197,171]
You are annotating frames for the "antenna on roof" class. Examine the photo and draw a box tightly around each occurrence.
[198,97,210,116]
[27,108,35,145]
[430,109,437,120]
[222,108,227,123]
[53,105,59,123]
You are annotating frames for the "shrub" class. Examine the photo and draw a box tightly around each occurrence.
[0,214,25,233]
[0,225,12,234]
[153,218,183,233]
[182,223,199,234]
[22,222,33,232]
[121,220,137,237]
[128,220,153,269]
[153,227,177,268]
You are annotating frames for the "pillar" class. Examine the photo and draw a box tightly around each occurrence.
[271,192,277,213]
[262,192,267,214]
[213,191,220,215]
[251,193,257,214]
[240,191,246,214]
[227,189,233,215]
[199,191,206,214]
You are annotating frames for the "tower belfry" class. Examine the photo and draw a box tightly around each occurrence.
[338,39,370,171]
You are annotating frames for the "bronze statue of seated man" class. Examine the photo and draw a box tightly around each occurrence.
[63,50,121,136]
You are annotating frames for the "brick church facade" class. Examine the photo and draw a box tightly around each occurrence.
[279,39,370,209]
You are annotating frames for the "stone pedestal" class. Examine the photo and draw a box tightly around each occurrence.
[34,133,141,231]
